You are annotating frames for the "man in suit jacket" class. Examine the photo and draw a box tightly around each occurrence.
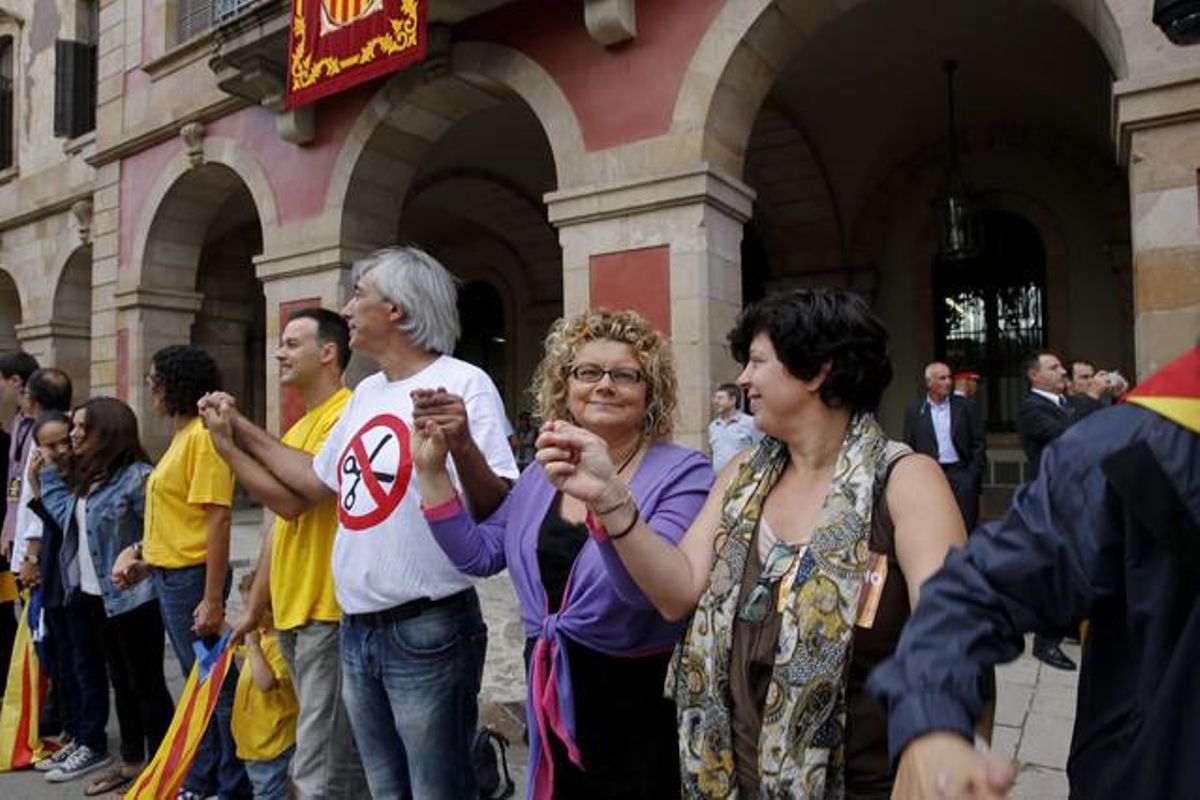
[1017,350,1077,671]
[904,362,987,531]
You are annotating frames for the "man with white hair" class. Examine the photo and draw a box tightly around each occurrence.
[199,246,517,798]
[903,361,987,531]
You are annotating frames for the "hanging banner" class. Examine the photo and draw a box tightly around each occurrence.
[287,0,427,109]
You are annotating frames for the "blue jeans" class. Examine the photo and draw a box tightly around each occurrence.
[245,746,294,800]
[340,589,487,800]
[153,566,251,798]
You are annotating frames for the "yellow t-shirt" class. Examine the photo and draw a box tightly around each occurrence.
[143,417,236,568]
[270,388,350,630]
[231,632,298,761]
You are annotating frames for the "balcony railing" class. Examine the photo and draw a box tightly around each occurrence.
[214,0,264,26]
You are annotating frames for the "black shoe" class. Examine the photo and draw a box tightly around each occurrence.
[1033,642,1077,671]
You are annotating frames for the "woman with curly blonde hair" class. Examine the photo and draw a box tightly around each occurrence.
[414,308,714,799]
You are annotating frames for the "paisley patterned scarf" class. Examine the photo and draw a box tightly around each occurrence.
[669,413,889,798]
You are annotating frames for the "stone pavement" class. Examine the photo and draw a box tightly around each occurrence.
[1,509,1077,799]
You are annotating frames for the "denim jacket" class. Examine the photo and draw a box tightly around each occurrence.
[39,462,156,617]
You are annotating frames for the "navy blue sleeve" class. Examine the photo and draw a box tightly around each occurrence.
[867,412,1131,761]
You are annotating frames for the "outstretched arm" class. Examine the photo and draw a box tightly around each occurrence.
[200,393,334,507]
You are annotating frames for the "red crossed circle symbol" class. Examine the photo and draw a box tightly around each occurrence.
[336,414,412,531]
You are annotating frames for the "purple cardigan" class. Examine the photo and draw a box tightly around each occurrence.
[425,442,714,799]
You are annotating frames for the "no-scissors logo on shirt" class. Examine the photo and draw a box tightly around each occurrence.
[336,414,412,530]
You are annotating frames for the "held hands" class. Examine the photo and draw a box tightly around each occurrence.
[230,605,264,646]
[111,544,149,590]
[536,421,624,509]
[193,597,225,638]
[891,732,1014,800]
[412,418,452,476]
[197,392,240,443]
[411,389,470,454]
[18,559,39,587]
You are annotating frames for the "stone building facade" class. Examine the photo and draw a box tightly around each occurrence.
[0,0,1195,473]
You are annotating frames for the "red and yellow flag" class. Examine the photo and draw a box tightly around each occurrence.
[125,633,236,799]
[1125,346,1200,434]
[288,0,427,108]
[0,600,55,771]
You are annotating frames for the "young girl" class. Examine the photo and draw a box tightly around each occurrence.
[35,398,175,794]
[231,570,297,800]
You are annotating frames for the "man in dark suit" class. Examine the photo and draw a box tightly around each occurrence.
[903,361,987,531]
[1017,349,1077,670]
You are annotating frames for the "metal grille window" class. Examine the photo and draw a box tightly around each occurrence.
[934,210,1047,432]
[54,40,97,139]
[214,0,262,26]
[0,37,12,171]
[177,0,213,43]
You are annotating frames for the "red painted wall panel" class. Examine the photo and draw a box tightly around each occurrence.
[277,298,323,433]
[589,246,671,335]
[458,0,725,151]
[116,328,129,402]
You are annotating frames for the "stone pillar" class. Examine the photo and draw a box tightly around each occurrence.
[547,166,754,450]
[1116,75,1200,377]
[255,247,356,436]
[113,287,204,457]
[14,320,93,400]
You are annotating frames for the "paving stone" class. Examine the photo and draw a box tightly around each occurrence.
[1011,764,1071,800]
[990,723,1021,760]
[994,682,1034,727]
[1018,711,1073,769]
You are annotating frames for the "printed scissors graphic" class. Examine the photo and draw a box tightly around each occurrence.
[342,434,397,511]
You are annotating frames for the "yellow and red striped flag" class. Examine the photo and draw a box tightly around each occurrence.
[0,598,55,771]
[125,632,235,799]
[1125,346,1200,434]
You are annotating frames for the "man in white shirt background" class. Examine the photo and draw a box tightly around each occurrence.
[707,382,762,471]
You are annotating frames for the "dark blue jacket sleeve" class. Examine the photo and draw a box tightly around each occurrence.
[867,409,1136,761]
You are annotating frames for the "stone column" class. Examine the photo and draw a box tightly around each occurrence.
[114,287,204,457]
[547,166,754,450]
[14,320,93,400]
[255,246,356,436]
[1116,74,1200,377]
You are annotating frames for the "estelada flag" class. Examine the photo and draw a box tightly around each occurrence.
[287,0,427,109]
[0,595,56,771]
[125,632,236,799]
[1125,346,1200,434]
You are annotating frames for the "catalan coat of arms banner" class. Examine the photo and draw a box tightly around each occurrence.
[288,0,427,109]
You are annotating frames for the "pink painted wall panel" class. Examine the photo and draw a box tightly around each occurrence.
[458,0,725,151]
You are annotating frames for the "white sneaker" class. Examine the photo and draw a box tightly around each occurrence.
[33,740,77,772]
[44,744,112,783]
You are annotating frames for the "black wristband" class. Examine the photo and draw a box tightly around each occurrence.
[608,505,640,540]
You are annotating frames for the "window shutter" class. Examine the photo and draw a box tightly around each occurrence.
[0,74,11,170]
[54,40,97,139]
[178,0,213,43]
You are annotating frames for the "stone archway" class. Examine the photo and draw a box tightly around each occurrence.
[121,160,267,454]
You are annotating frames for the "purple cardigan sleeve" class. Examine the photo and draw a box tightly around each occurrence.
[424,489,514,578]
[595,448,715,608]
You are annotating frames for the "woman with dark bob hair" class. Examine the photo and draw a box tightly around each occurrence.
[112,345,251,799]
[537,289,966,798]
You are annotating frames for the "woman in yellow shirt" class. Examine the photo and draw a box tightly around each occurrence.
[113,345,250,800]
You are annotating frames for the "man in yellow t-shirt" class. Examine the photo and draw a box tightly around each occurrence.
[206,308,365,798]
[232,572,298,800]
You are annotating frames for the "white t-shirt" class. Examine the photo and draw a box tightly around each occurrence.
[312,356,519,614]
[75,497,101,596]
[11,448,44,570]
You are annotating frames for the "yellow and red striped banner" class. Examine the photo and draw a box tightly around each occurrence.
[1126,346,1200,434]
[0,599,55,771]
[288,0,426,108]
[125,633,236,799]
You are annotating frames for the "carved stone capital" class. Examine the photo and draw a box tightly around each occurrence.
[180,122,205,168]
[585,0,636,47]
[70,199,93,245]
